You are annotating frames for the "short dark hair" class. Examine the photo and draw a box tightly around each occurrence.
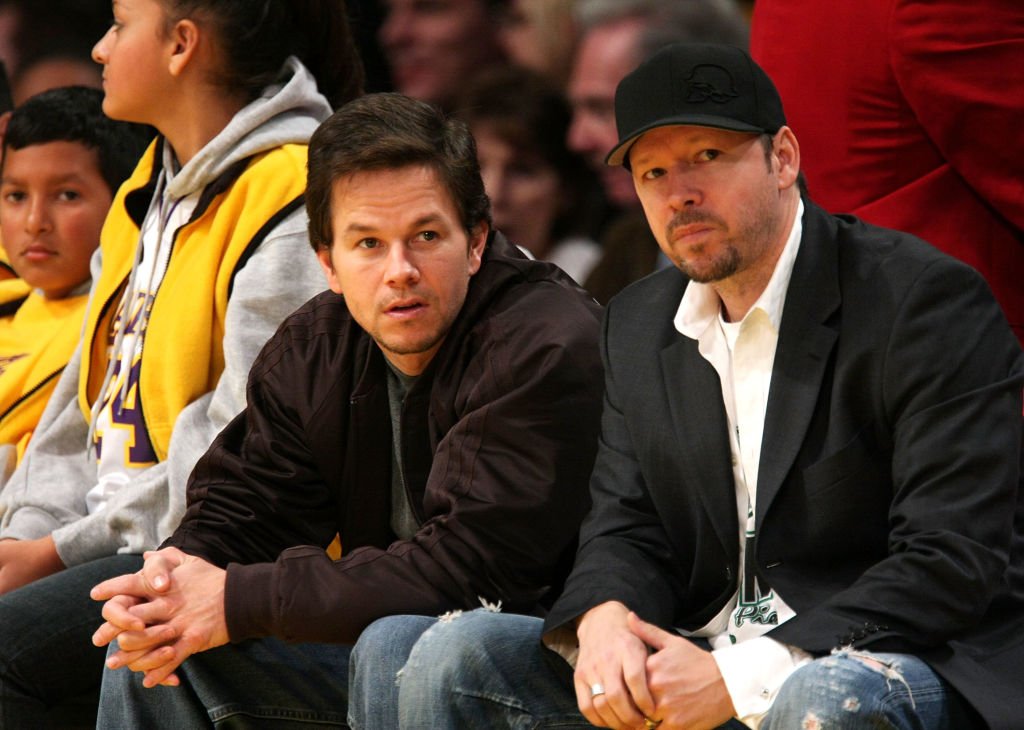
[306,92,491,251]
[2,86,153,194]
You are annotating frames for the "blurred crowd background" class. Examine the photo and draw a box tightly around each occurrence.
[0,0,757,304]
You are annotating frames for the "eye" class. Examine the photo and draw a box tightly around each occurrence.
[1,190,26,204]
[696,149,721,162]
[59,190,82,202]
[416,230,439,242]
[356,238,380,250]
[641,167,666,181]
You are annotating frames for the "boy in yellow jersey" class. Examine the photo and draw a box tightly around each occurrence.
[0,86,150,473]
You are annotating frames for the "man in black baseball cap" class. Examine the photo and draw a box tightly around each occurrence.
[605,42,785,168]
[353,42,1024,730]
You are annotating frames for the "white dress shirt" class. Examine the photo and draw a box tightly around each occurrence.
[674,200,812,727]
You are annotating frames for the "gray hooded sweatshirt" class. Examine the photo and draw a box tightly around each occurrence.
[0,57,331,566]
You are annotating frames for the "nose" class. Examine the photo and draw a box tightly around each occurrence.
[92,27,112,64]
[384,242,420,286]
[26,197,52,235]
[665,171,703,210]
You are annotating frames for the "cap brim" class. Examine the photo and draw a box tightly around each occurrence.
[606,114,767,167]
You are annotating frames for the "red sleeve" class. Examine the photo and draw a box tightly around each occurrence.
[891,0,1024,231]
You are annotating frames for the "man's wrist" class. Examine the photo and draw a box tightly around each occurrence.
[711,637,812,725]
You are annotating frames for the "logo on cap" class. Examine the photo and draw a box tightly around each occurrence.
[685,64,738,105]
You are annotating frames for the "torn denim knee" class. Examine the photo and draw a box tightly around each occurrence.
[829,647,916,710]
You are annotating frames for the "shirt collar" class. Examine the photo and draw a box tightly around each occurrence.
[675,199,804,339]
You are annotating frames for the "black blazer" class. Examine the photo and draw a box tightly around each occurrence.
[545,200,1024,728]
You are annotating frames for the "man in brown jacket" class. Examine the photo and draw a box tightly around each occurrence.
[88,92,604,727]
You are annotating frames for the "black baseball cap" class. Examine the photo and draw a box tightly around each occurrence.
[606,43,786,168]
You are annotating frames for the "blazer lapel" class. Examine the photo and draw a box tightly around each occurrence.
[661,335,739,554]
[756,202,841,524]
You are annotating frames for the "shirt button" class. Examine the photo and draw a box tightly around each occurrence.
[760,688,771,699]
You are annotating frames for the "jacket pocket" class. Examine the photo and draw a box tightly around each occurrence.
[802,425,886,498]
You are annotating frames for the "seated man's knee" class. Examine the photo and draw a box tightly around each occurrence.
[400,609,540,687]
[351,614,436,673]
[768,651,911,727]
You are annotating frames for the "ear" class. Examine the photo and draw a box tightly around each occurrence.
[166,19,201,77]
[316,247,344,294]
[772,126,801,191]
[466,222,488,276]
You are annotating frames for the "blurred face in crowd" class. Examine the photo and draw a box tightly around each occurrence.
[13,58,103,106]
[0,141,112,299]
[316,165,487,375]
[568,17,644,209]
[497,0,544,71]
[473,123,563,259]
[497,0,574,85]
[379,0,503,108]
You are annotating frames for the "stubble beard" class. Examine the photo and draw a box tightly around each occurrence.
[667,185,780,285]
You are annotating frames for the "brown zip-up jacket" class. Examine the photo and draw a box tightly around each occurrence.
[167,232,604,644]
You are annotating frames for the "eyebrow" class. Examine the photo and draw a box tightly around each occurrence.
[0,172,91,187]
[341,213,446,235]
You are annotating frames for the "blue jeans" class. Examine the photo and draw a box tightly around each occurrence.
[0,553,143,729]
[98,637,354,728]
[761,649,981,729]
[367,609,974,730]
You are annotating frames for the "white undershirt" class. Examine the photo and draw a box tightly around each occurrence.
[673,200,811,727]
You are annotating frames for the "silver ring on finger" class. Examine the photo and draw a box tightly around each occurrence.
[590,682,605,698]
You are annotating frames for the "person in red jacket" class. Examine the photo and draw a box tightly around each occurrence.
[750,0,1024,343]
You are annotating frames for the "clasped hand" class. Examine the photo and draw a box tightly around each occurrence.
[90,546,229,688]
[574,602,735,729]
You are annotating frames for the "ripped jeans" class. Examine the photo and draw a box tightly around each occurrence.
[352,611,977,730]
[761,649,980,730]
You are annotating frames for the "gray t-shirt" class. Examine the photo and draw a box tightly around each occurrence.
[386,362,421,540]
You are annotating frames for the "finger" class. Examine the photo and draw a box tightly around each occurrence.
[91,573,148,602]
[620,636,657,719]
[113,623,179,653]
[627,611,675,652]
[156,672,181,688]
[139,644,192,688]
[573,673,606,728]
[598,678,646,730]
[100,595,145,632]
[93,620,128,648]
[124,596,179,626]
[577,670,644,730]
[124,645,178,674]
[138,551,183,593]
[107,642,174,671]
